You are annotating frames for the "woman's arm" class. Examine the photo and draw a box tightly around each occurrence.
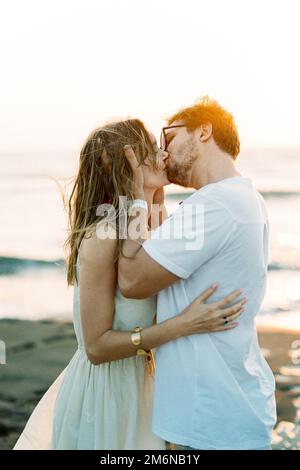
[79,228,246,366]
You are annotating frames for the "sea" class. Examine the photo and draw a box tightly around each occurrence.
[1,147,300,329]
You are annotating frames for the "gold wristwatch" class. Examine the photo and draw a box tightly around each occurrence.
[131,326,155,377]
[131,326,143,347]
[131,326,147,355]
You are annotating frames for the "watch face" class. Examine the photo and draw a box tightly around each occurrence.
[131,332,141,346]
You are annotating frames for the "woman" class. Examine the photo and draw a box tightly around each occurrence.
[14,118,246,450]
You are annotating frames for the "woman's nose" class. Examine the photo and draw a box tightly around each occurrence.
[162,150,169,160]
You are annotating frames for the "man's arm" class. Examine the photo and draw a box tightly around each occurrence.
[118,240,180,299]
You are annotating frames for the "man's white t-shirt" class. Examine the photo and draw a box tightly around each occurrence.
[143,176,276,450]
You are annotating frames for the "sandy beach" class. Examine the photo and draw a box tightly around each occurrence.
[0,318,299,450]
[0,319,76,450]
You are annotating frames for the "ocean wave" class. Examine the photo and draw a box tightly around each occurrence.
[165,189,300,200]
[0,257,65,275]
[268,262,300,272]
[260,190,300,198]
[0,256,299,277]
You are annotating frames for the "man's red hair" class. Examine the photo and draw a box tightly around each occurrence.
[167,96,240,159]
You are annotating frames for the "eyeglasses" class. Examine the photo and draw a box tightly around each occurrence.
[160,125,186,152]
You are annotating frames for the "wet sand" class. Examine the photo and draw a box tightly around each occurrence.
[0,319,76,450]
[0,318,299,450]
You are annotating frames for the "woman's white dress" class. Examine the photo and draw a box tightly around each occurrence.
[14,258,166,450]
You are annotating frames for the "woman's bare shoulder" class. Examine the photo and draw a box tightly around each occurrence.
[79,225,118,268]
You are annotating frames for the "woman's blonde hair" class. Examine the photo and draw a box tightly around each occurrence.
[65,118,156,286]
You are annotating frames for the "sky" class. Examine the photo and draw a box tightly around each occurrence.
[1,0,300,153]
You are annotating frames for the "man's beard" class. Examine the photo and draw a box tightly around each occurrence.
[166,162,190,186]
[166,141,198,187]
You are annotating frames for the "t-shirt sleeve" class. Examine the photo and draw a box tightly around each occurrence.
[143,197,235,279]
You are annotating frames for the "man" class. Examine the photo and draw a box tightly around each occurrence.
[118,96,276,450]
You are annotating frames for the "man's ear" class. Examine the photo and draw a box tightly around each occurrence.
[199,123,212,142]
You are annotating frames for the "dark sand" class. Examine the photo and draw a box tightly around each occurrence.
[0,319,299,450]
[0,319,77,450]
[258,327,300,424]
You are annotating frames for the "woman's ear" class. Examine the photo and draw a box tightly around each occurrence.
[199,123,212,142]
